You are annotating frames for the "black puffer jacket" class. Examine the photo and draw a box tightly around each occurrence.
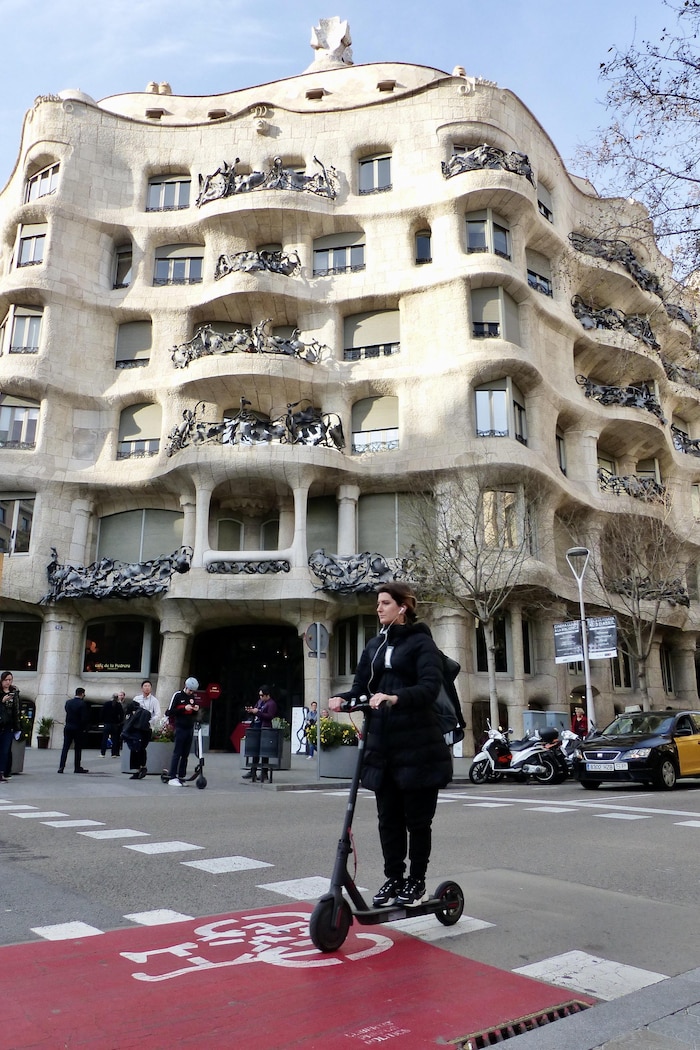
[341,621,452,792]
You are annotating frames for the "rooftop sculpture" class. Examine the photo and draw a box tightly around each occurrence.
[306,17,353,70]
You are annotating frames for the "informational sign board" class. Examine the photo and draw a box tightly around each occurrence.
[587,615,618,659]
[553,620,583,664]
[304,622,329,655]
[554,616,618,663]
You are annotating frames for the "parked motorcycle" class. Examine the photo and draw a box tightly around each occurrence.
[469,724,567,785]
[558,728,583,776]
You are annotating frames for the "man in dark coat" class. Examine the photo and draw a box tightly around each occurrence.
[58,687,90,774]
[101,693,125,757]
[165,677,201,785]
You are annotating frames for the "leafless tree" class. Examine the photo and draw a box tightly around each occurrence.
[409,469,542,728]
[579,0,700,280]
[580,511,691,709]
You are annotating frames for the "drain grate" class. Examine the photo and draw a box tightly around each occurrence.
[459,1000,591,1048]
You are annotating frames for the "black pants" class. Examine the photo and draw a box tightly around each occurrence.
[168,723,195,779]
[375,778,439,882]
[59,727,84,772]
[101,723,121,756]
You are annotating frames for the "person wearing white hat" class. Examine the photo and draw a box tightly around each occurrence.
[165,677,201,786]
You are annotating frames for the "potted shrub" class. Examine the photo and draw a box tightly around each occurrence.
[36,717,54,749]
[318,716,360,778]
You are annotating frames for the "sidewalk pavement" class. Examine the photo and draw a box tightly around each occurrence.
[5,746,700,1050]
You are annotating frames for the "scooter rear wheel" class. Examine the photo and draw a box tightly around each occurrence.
[309,896,352,952]
[196,774,207,789]
[434,881,464,926]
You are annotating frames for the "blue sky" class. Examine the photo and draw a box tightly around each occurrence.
[0,0,672,189]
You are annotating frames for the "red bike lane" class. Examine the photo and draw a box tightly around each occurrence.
[5,904,594,1049]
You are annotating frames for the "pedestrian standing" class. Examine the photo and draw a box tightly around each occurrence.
[131,680,160,729]
[101,693,125,756]
[242,685,278,783]
[165,677,201,786]
[0,671,20,783]
[121,700,152,779]
[58,687,90,774]
[329,583,452,908]
[304,701,318,759]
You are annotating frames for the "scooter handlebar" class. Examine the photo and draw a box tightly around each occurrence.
[339,695,369,712]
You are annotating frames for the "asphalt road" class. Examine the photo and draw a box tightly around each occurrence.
[3,746,700,984]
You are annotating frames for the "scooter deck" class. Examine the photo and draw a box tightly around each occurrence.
[349,896,449,926]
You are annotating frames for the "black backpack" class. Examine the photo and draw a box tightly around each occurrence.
[434,651,466,745]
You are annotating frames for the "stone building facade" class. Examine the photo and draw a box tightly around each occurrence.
[0,22,698,751]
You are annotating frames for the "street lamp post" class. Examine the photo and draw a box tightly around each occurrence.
[566,546,595,733]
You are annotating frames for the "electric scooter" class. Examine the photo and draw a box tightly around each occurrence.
[160,722,207,789]
[309,697,464,953]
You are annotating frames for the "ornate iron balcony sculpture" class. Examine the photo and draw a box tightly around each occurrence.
[441,144,535,185]
[166,398,344,456]
[571,296,660,350]
[597,467,666,504]
[671,425,700,457]
[42,546,192,603]
[576,374,666,423]
[660,356,700,392]
[569,232,663,297]
[207,559,290,575]
[196,155,338,206]
[214,249,301,281]
[171,319,326,368]
[308,548,418,594]
[610,574,690,608]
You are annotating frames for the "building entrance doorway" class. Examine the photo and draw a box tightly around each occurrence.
[191,624,303,750]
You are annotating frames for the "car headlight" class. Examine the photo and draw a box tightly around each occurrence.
[622,747,652,760]
[573,748,585,760]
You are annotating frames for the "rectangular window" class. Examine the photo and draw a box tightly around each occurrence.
[556,432,566,474]
[25,163,59,202]
[0,618,41,669]
[114,246,133,289]
[359,155,392,194]
[493,224,510,259]
[476,617,509,673]
[17,225,46,267]
[0,495,35,554]
[154,256,203,285]
[522,620,532,675]
[693,485,700,520]
[660,647,675,695]
[527,270,553,296]
[313,243,365,276]
[475,388,508,436]
[0,404,39,448]
[482,490,518,547]
[415,231,432,264]
[9,308,42,354]
[147,178,191,211]
[467,220,487,253]
[611,650,633,689]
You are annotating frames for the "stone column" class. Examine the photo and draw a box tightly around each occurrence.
[157,622,195,707]
[565,427,599,488]
[34,610,81,735]
[179,495,196,552]
[671,635,698,707]
[68,499,94,563]
[508,605,526,725]
[336,485,360,554]
[430,606,473,753]
[289,484,310,568]
[192,484,213,567]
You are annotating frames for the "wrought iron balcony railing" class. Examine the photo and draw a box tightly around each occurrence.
[597,467,666,504]
[576,374,666,423]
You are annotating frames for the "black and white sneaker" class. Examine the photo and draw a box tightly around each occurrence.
[395,877,427,907]
[372,877,404,907]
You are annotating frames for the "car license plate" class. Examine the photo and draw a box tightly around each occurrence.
[585,761,628,772]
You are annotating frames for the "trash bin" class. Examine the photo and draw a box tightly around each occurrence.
[243,727,284,782]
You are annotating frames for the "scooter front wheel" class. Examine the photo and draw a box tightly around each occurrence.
[309,896,352,952]
[532,754,563,784]
[469,759,491,784]
[434,881,464,926]
[196,774,207,789]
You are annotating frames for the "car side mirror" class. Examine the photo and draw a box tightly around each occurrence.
[675,727,692,737]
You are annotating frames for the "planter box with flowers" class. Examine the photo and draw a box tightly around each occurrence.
[121,715,175,775]
[317,717,361,778]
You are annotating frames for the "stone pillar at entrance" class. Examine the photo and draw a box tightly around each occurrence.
[300,621,332,716]
[157,621,194,705]
[34,610,80,736]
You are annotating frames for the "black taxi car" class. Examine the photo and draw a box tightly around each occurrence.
[573,710,700,791]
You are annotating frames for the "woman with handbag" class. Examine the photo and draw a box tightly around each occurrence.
[328,583,452,908]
